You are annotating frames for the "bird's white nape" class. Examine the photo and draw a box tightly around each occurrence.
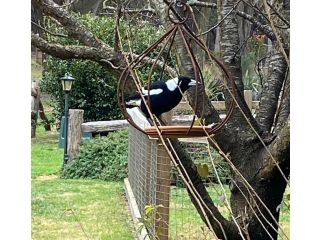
[165,77,179,91]
[141,88,163,96]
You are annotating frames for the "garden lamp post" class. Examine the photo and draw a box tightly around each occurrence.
[60,73,75,167]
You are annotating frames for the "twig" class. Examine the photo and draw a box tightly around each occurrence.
[188,0,217,9]
[266,1,290,27]
[262,0,289,68]
[100,59,122,69]
[241,0,269,24]
[42,0,77,8]
[113,0,122,54]
[236,10,276,42]
[103,5,156,15]
[198,0,242,36]
[31,20,69,38]
[255,55,270,86]
[231,33,252,60]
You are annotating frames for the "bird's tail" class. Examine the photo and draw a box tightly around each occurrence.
[125,92,144,108]
[125,97,142,108]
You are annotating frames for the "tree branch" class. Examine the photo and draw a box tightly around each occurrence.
[266,1,290,27]
[101,5,157,15]
[188,0,217,8]
[32,0,177,77]
[256,50,287,132]
[258,116,290,179]
[236,10,276,42]
[31,20,69,38]
[199,0,241,36]
[170,139,241,239]
[273,70,290,134]
[32,0,110,50]
[32,33,115,61]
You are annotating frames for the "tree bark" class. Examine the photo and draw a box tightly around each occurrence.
[31,82,40,138]
[67,109,84,161]
[38,100,51,131]
[256,50,287,132]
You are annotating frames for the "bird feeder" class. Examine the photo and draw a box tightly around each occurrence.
[117,1,236,138]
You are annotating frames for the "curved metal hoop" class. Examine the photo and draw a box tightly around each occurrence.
[167,1,190,24]
[117,22,236,138]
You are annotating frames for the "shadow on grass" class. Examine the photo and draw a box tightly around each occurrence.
[32,128,60,145]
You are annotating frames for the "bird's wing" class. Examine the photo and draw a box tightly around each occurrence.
[141,80,166,96]
[125,80,166,104]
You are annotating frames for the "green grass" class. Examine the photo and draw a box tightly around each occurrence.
[31,126,63,179]
[32,126,289,240]
[31,58,43,80]
[32,180,133,240]
[32,129,134,240]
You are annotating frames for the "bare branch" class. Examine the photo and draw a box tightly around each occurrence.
[266,1,290,27]
[31,33,117,65]
[263,0,289,67]
[188,0,217,8]
[273,70,290,134]
[31,33,176,77]
[170,139,241,239]
[130,53,176,77]
[199,0,242,36]
[102,5,157,15]
[236,10,276,42]
[113,0,122,54]
[256,51,287,132]
[31,20,69,38]
[32,0,110,50]
[42,0,77,8]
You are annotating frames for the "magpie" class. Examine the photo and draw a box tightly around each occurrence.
[125,76,197,118]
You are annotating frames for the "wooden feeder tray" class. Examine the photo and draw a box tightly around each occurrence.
[144,125,213,138]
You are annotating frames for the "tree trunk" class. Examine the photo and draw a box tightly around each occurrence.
[31,82,40,138]
[67,109,84,161]
[38,100,51,131]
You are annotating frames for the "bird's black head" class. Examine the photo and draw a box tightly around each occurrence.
[177,76,197,92]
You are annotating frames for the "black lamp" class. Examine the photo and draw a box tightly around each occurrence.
[60,73,75,167]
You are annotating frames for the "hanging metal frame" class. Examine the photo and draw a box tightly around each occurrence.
[117,2,236,138]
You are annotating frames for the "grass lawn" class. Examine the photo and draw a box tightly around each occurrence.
[32,124,289,239]
[31,127,134,240]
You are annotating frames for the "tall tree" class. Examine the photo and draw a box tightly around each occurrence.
[31,0,289,239]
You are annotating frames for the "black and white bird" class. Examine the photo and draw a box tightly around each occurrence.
[125,76,197,118]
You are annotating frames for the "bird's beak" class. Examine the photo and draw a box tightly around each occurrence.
[188,79,197,87]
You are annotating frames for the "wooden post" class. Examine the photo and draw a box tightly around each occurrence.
[244,90,253,112]
[155,143,171,240]
[31,81,40,138]
[67,109,84,161]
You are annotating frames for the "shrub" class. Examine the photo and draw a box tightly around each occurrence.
[61,129,128,181]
